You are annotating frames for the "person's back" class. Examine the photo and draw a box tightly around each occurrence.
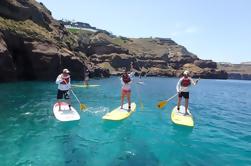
[84,69,90,85]
[120,63,135,111]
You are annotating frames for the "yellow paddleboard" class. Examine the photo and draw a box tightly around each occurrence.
[171,105,194,127]
[72,84,100,88]
[102,103,136,121]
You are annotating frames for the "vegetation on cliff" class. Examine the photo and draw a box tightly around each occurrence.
[0,0,229,82]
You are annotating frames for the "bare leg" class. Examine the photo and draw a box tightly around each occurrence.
[185,98,189,114]
[177,97,181,111]
[66,99,71,110]
[121,91,125,109]
[127,92,131,111]
[57,100,61,111]
[84,79,89,86]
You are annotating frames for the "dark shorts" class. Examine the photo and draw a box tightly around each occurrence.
[178,92,189,99]
[57,90,70,100]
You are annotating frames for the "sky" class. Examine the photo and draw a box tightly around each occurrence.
[38,0,251,63]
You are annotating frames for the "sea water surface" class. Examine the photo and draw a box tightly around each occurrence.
[0,77,250,166]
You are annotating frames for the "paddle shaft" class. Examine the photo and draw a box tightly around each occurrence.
[135,83,144,109]
[62,79,81,105]
[70,89,81,105]
[166,93,178,102]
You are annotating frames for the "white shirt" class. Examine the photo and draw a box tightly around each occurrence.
[56,74,71,91]
[176,76,196,92]
[120,72,135,90]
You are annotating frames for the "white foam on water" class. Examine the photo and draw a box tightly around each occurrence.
[125,151,136,156]
[85,107,109,116]
[21,112,33,116]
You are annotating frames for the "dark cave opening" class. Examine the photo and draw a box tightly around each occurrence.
[11,47,36,81]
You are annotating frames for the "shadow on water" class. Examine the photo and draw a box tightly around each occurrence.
[57,122,88,166]
[113,151,159,166]
[172,124,193,134]
[110,143,160,166]
[171,124,194,142]
[107,122,160,166]
[101,120,126,132]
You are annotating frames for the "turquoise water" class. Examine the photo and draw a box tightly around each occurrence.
[0,77,251,166]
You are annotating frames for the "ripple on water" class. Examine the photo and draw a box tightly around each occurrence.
[0,78,251,165]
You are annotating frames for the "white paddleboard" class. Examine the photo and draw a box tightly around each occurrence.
[137,81,145,85]
[53,102,80,121]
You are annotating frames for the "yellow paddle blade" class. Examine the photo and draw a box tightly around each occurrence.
[80,103,87,110]
[157,100,168,109]
[140,102,144,109]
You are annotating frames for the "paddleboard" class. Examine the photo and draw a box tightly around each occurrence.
[171,105,194,127]
[137,81,145,85]
[72,84,100,88]
[53,102,80,121]
[102,103,136,121]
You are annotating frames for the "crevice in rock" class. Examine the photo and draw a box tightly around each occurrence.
[4,33,36,80]
[11,47,36,80]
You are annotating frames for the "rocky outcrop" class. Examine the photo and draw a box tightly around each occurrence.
[0,0,63,35]
[194,59,217,69]
[0,33,16,81]
[88,44,129,55]
[227,73,251,80]
[0,0,109,82]
[218,63,251,80]
[0,0,228,82]
[87,36,227,79]
[1,30,86,80]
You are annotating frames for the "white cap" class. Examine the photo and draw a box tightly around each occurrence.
[183,70,189,75]
[63,68,70,74]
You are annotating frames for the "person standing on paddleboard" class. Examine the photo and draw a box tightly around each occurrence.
[121,62,135,111]
[56,68,72,111]
[176,70,198,116]
[84,69,90,86]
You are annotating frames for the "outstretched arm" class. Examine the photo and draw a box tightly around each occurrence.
[176,78,181,92]
[190,77,199,85]
[120,77,125,85]
[129,72,135,78]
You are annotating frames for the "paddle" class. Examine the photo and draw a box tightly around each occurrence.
[63,79,87,110]
[156,78,200,109]
[70,89,87,110]
[135,83,144,109]
[156,93,178,109]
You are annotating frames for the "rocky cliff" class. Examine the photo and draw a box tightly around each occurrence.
[0,0,109,82]
[0,0,227,82]
[218,63,251,80]
[90,34,227,78]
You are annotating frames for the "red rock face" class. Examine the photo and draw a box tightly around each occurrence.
[0,0,110,82]
[0,0,62,33]
[0,0,228,82]
[0,33,16,81]
[0,31,97,81]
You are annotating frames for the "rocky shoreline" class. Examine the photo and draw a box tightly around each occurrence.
[218,63,251,80]
[0,0,230,82]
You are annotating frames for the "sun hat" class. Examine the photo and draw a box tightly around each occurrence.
[183,70,189,75]
[63,68,70,74]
